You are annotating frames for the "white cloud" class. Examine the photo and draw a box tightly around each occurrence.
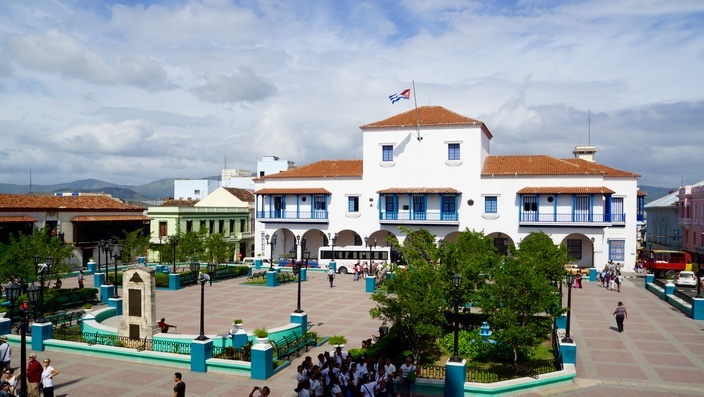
[0,0,702,189]
[193,69,277,103]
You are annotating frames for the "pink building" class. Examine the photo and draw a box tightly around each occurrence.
[678,182,704,261]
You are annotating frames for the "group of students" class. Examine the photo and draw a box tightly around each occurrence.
[599,262,624,292]
[294,348,418,397]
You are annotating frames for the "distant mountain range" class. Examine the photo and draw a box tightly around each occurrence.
[0,178,676,203]
[0,176,219,200]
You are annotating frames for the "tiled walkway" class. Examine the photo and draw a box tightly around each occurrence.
[8,271,704,396]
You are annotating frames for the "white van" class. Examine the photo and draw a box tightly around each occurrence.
[242,257,272,266]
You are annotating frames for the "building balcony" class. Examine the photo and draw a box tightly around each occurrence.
[680,218,692,226]
[378,210,460,225]
[256,210,329,224]
[519,212,625,226]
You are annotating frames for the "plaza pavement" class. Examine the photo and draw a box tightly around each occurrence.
[9,270,704,396]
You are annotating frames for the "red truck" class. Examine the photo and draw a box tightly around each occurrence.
[642,250,690,278]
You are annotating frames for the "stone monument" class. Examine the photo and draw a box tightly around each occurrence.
[118,265,160,339]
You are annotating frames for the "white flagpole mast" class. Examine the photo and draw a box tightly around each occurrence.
[412,80,422,142]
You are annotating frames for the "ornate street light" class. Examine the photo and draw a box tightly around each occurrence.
[364,236,378,273]
[563,273,576,343]
[110,244,123,298]
[168,235,180,274]
[265,233,277,271]
[328,232,338,270]
[33,254,52,323]
[101,239,113,273]
[294,251,310,313]
[97,239,105,273]
[190,261,212,341]
[450,273,463,362]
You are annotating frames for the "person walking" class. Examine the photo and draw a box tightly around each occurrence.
[26,353,42,397]
[328,267,335,288]
[615,272,623,292]
[0,337,11,372]
[77,270,85,289]
[613,301,628,333]
[173,372,185,397]
[40,358,59,397]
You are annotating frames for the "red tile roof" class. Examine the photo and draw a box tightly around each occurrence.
[377,187,461,194]
[361,106,483,128]
[161,198,200,207]
[637,190,647,196]
[0,216,37,222]
[71,215,151,222]
[223,187,255,202]
[256,188,331,195]
[0,194,144,211]
[517,186,616,195]
[258,160,362,180]
[482,155,640,177]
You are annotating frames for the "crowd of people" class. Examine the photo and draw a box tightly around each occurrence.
[598,261,624,292]
[294,347,418,397]
[0,350,59,397]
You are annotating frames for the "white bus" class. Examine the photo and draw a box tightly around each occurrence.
[318,245,395,274]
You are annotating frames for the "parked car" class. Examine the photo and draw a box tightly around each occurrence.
[564,264,590,275]
[675,271,697,287]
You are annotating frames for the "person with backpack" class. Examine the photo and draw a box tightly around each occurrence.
[615,272,623,292]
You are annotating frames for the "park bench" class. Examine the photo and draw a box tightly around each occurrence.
[179,272,198,287]
[291,329,317,351]
[269,339,295,360]
[276,272,295,284]
[45,311,83,329]
[247,271,266,282]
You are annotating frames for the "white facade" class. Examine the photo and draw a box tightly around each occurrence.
[257,156,296,178]
[253,106,642,271]
[173,180,219,200]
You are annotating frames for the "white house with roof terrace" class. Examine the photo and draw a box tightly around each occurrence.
[253,106,644,272]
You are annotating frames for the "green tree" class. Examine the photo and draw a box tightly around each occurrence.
[370,227,447,362]
[370,265,446,362]
[179,230,207,262]
[0,227,74,285]
[204,232,229,263]
[475,231,569,364]
[116,230,150,263]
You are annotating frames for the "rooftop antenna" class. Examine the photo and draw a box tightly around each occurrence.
[29,165,32,194]
[588,109,591,145]
[412,80,423,142]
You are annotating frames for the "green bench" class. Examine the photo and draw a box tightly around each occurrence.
[269,339,295,360]
[247,271,266,282]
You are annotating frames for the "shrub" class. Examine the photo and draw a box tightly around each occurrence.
[253,327,268,338]
[329,335,347,345]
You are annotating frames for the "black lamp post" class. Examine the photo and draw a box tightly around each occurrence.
[364,236,378,271]
[265,233,277,271]
[450,273,463,362]
[294,251,309,313]
[190,261,214,341]
[328,232,338,265]
[110,244,123,298]
[169,235,180,274]
[563,273,576,343]
[33,254,52,323]
[97,239,105,272]
[5,282,25,397]
[102,239,113,273]
[696,247,703,298]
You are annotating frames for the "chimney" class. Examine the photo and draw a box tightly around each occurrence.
[573,145,597,162]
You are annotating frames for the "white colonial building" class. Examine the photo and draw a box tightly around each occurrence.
[253,106,644,271]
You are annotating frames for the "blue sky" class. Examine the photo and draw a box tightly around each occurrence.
[1,0,703,189]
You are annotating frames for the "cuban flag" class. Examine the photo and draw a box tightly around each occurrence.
[389,88,411,104]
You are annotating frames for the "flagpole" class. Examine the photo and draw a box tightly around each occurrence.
[412,81,422,142]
